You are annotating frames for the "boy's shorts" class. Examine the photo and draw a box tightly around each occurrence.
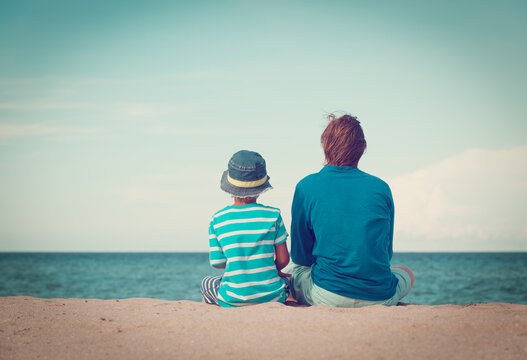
[200,275,292,306]
[282,263,413,308]
[200,276,221,305]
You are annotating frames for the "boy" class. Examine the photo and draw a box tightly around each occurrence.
[200,150,291,307]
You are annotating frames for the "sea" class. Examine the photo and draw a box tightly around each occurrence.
[1,252,526,305]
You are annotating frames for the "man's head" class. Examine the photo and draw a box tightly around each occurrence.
[321,114,367,167]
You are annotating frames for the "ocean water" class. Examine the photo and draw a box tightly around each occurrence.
[0,252,526,305]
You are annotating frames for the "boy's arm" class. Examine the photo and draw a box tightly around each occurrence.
[209,220,227,268]
[273,213,290,276]
[274,242,290,271]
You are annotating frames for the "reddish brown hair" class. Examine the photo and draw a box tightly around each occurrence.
[321,114,366,167]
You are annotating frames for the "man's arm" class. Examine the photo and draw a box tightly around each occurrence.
[290,184,315,266]
[387,188,395,260]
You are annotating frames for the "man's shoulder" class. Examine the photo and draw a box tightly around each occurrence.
[296,171,322,188]
[358,170,392,197]
[360,170,389,185]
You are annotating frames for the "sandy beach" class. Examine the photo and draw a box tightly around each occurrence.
[1,297,526,359]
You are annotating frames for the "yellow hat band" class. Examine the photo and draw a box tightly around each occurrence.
[227,173,268,188]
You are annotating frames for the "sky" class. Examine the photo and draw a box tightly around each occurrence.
[0,0,526,252]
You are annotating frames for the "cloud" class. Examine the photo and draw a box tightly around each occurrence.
[118,169,220,206]
[119,185,180,204]
[0,99,190,119]
[0,123,101,139]
[0,102,92,110]
[0,123,63,138]
[0,71,223,88]
[114,102,194,118]
[389,146,527,250]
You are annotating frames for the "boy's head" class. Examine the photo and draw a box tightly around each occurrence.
[221,150,272,198]
[321,114,367,167]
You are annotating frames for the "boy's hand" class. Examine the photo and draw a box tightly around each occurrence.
[277,270,291,278]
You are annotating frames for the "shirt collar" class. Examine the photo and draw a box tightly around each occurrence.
[321,165,360,173]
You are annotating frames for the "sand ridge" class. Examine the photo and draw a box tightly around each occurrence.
[1,296,526,359]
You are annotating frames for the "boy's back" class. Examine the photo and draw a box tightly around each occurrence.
[200,150,291,307]
[209,203,287,307]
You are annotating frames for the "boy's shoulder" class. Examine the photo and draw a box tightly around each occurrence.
[257,203,282,213]
[210,205,233,222]
[212,205,232,217]
[211,203,282,221]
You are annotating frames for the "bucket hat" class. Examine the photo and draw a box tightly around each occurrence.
[220,150,273,198]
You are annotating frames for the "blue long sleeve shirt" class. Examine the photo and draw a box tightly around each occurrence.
[291,165,398,301]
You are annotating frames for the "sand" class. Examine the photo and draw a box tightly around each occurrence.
[1,297,526,359]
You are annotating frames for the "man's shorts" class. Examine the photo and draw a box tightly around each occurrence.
[282,263,413,307]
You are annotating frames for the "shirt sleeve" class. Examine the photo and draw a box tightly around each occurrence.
[387,187,395,261]
[290,183,316,266]
[274,213,288,245]
[208,220,226,266]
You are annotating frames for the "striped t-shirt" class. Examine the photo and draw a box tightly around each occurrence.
[208,203,288,307]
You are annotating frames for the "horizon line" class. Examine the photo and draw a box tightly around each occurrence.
[1,250,526,254]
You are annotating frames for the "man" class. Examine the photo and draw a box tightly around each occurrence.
[285,114,414,307]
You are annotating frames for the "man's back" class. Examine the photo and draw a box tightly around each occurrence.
[291,165,398,301]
